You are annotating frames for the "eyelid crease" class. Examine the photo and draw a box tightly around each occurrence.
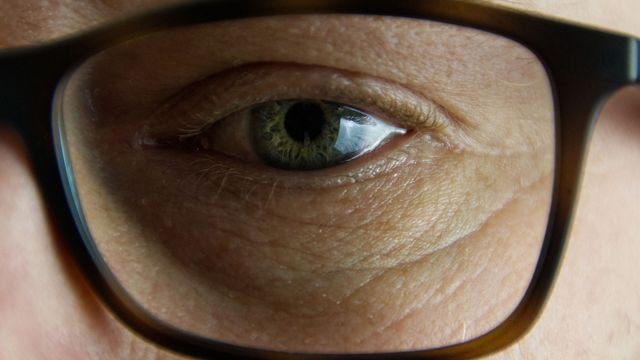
[144,62,463,148]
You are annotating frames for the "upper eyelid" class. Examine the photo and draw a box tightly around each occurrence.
[144,62,464,146]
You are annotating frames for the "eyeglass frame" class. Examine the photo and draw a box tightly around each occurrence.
[0,0,637,359]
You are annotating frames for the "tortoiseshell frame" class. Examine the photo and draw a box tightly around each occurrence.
[0,0,637,358]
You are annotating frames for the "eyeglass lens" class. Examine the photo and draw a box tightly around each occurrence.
[53,15,555,353]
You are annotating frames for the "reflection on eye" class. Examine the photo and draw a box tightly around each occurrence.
[251,100,406,170]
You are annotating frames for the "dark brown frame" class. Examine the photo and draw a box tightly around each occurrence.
[0,0,637,359]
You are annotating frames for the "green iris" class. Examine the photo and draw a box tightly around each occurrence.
[250,100,405,170]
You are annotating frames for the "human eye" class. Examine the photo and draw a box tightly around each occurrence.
[146,63,452,187]
[55,15,555,354]
[177,99,406,171]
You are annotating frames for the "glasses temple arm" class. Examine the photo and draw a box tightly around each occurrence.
[633,39,639,84]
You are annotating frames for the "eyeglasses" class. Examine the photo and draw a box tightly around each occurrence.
[1,0,637,358]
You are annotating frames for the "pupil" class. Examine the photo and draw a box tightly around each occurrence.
[284,102,325,142]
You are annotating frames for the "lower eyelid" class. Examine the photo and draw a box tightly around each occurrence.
[147,128,443,190]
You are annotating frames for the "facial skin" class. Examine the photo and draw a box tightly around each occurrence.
[0,0,639,359]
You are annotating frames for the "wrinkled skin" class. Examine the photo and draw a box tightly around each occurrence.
[0,0,639,359]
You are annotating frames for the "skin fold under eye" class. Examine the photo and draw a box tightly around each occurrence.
[175,99,408,171]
